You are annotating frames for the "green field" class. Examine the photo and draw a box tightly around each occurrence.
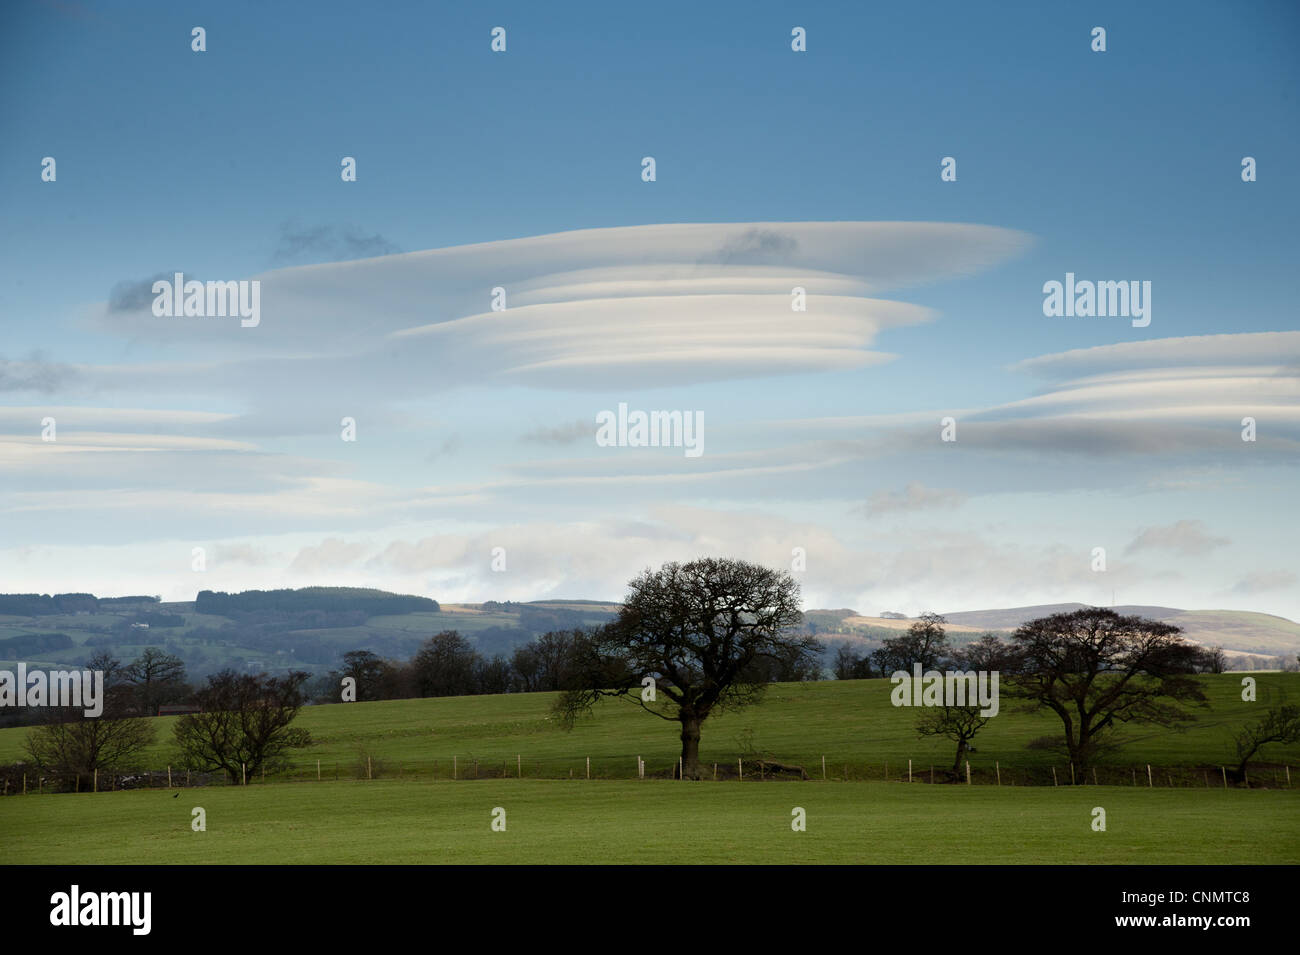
[3,674,1297,864]
[2,673,1297,783]
[3,780,1297,864]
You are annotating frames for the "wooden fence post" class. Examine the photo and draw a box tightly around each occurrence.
[1070,763,1075,786]
[587,756,591,780]
[712,762,717,780]
[1147,764,1152,787]
[518,754,522,778]
[995,761,1001,786]
[168,766,172,789]
[1221,766,1227,788]
[678,756,683,780]
[453,755,457,780]
[822,755,826,780]
[242,763,246,786]
[965,761,971,785]
[1052,766,1058,786]
[317,760,321,781]
[738,758,743,780]
[908,759,912,783]
[1093,768,1098,786]
[23,774,27,795]
[1287,765,1292,787]
[94,769,98,793]
[367,756,372,780]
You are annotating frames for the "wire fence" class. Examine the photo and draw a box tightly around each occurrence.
[1,755,1292,793]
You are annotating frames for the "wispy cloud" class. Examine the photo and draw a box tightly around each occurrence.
[519,420,592,445]
[1125,520,1230,557]
[0,352,80,392]
[864,481,966,515]
[271,221,400,265]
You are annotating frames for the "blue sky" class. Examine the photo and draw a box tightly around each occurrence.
[1,0,1298,621]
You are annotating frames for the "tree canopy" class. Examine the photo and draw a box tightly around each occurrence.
[1009,607,1206,770]
[556,557,817,778]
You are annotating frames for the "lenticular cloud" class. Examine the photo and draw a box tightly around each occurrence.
[95,221,1031,390]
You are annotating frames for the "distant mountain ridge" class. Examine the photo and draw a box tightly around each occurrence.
[921,604,1298,657]
[938,603,1186,631]
[1,589,1295,673]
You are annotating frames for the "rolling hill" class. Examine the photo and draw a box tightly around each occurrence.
[0,589,1294,681]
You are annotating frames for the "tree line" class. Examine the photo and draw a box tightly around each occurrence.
[316,624,820,705]
[0,647,191,729]
[195,587,439,616]
[828,612,1231,680]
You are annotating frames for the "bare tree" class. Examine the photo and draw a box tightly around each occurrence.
[173,670,311,784]
[1232,704,1300,783]
[334,649,387,702]
[1008,607,1206,772]
[512,629,587,692]
[411,631,480,697]
[871,612,950,676]
[833,643,872,680]
[1202,645,1228,674]
[555,558,815,779]
[917,704,990,774]
[950,633,1021,672]
[125,647,189,715]
[24,677,155,790]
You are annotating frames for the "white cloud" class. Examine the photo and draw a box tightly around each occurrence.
[74,221,1028,394]
[288,538,370,575]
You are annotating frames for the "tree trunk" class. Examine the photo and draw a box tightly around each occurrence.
[1068,731,1091,776]
[952,739,967,774]
[679,713,703,779]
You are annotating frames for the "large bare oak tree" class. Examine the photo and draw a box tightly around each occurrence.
[1009,607,1206,772]
[555,558,816,779]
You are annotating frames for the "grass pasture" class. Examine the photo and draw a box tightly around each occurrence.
[2,673,1296,784]
[3,779,1297,864]
[2,674,1297,864]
